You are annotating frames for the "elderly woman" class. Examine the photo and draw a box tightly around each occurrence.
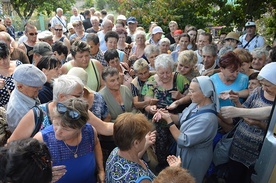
[99,66,134,165]
[0,138,53,183]
[165,21,178,44]
[34,98,104,183]
[67,67,110,121]
[37,55,62,104]
[69,20,88,42]
[159,38,171,54]
[144,44,160,71]
[171,33,190,62]
[0,41,22,107]
[176,50,200,82]
[142,54,190,172]
[104,49,132,89]
[233,48,255,76]
[223,62,276,182]
[153,76,219,183]
[105,112,156,182]
[131,58,158,111]
[61,40,104,92]
[129,30,147,59]
[250,47,268,71]
[86,16,100,33]
[8,75,113,142]
[116,28,132,58]
[210,51,249,108]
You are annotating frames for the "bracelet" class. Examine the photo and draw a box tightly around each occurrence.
[167,121,175,127]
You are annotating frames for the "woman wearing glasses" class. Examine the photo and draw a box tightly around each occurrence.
[53,23,70,53]
[69,20,88,42]
[34,98,104,183]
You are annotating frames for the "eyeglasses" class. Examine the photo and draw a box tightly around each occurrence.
[57,103,81,120]
[29,32,38,36]
[55,29,63,31]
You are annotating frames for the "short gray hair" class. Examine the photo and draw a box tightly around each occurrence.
[53,75,84,101]
[155,54,174,71]
[134,30,146,41]
[133,58,149,71]
[159,38,170,45]
[251,47,269,58]
[56,8,63,13]
[218,45,233,58]
[202,44,217,56]
[144,45,160,58]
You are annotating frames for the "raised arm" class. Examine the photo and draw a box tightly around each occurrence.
[88,110,113,136]
[220,106,272,120]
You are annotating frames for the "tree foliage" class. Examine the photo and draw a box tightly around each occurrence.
[10,0,76,22]
[102,0,275,42]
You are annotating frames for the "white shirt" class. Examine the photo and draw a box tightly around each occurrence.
[51,15,67,33]
[239,34,265,52]
[70,14,84,23]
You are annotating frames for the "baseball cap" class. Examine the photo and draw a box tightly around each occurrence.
[127,17,137,24]
[245,21,256,27]
[225,32,240,42]
[257,62,276,85]
[117,15,126,21]
[13,64,47,87]
[152,26,164,35]
[67,67,93,93]
[33,42,53,56]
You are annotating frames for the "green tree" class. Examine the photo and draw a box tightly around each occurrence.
[10,0,75,22]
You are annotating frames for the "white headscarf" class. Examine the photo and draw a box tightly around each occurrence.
[196,76,220,112]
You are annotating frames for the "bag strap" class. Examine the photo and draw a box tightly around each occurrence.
[187,109,218,120]
[56,16,66,30]
[91,59,100,91]
[243,34,257,49]
[31,106,44,137]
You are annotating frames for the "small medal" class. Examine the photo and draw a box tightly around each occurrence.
[74,154,78,158]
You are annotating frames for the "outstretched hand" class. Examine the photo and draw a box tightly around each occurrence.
[145,130,157,146]
[51,165,66,183]
[167,155,181,167]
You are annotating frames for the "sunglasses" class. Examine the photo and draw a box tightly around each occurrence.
[73,23,81,27]
[29,32,38,36]
[55,29,63,31]
[57,103,80,120]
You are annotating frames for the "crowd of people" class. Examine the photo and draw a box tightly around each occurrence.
[0,5,276,183]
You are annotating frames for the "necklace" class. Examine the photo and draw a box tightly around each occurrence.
[63,141,79,158]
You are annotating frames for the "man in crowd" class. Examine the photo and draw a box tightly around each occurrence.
[239,21,265,52]
[195,32,212,64]
[126,17,138,42]
[70,7,84,23]
[97,19,113,52]
[7,64,47,132]
[4,17,15,39]
[50,8,67,34]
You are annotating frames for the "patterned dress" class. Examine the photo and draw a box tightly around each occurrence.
[105,147,155,183]
[230,87,273,167]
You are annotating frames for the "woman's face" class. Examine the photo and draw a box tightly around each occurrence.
[87,41,99,56]
[260,79,276,97]
[53,118,80,141]
[73,22,84,33]
[248,79,260,94]
[188,30,197,42]
[252,54,266,71]
[105,73,120,91]
[136,67,150,82]
[240,62,250,75]
[118,34,126,44]
[135,34,146,45]
[108,57,120,69]
[44,66,62,82]
[106,37,118,50]
[156,67,173,84]
[179,37,190,50]
[188,81,205,104]
[147,52,158,66]
[221,66,239,83]
[160,42,170,54]
[73,51,90,68]
[177,62,193,75]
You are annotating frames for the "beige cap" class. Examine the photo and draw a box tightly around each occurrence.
[225,32,240,42]
[67,67,93,92]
